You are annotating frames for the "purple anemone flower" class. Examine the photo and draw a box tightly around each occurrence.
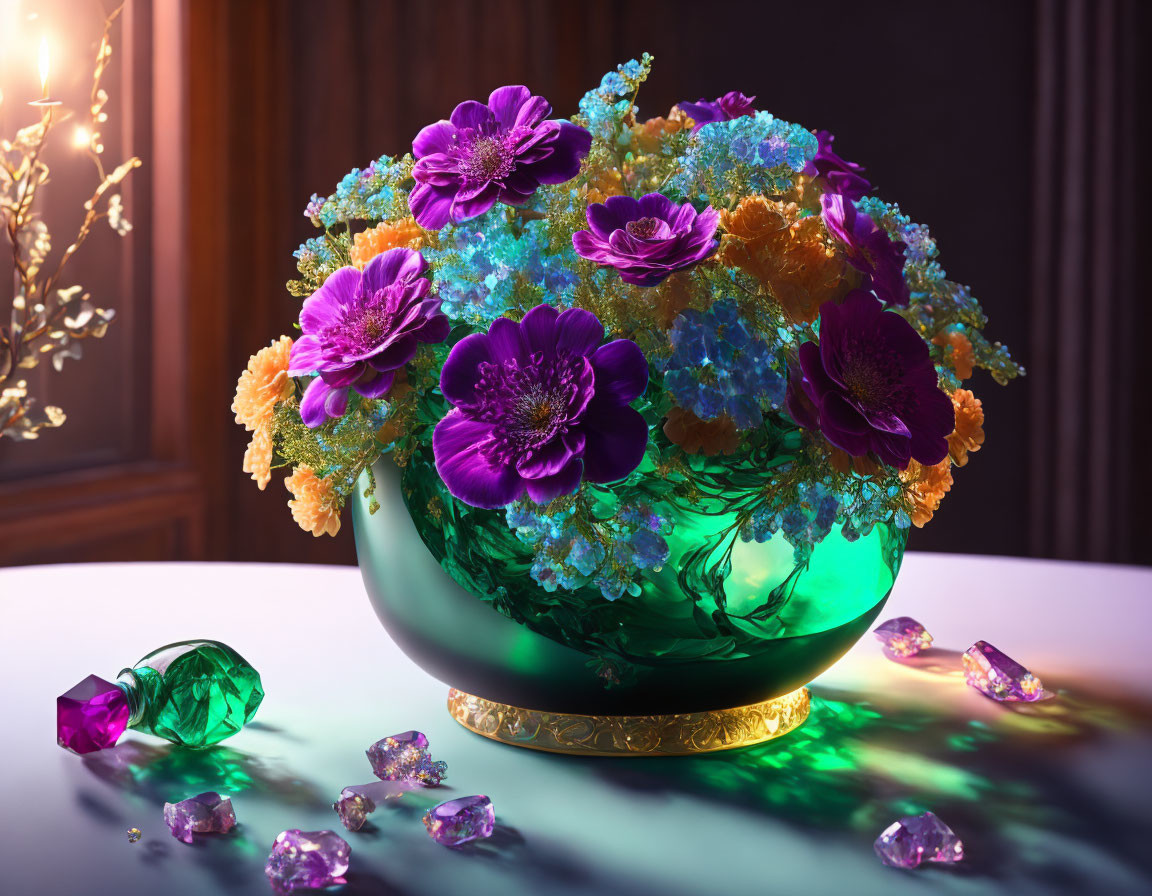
[821,193,909,307]
[572,193,720,287]
[408,85,592,231]
[805,130,871,201]
[678,91,757,132]
[289,248,449,428]
[786,290,953,470]
[433,304,649,509]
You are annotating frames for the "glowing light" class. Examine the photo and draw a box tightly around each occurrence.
[73,126,90,149]
[38,36,49,96]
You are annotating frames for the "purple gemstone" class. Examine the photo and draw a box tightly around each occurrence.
[265,830,350,892]
[163,791,237,844]
[963,640,1044,701]
[874,811,964,869]
[332,781,404,832]
[422,795,495,847]
[873,617,933,659]
[56,675,131,754]
[367,730,431,782]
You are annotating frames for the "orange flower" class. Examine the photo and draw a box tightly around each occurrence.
[650,270,697,330]
[349,217,425,269]
[630,116,683,154]
[233,336,293,430]
[663,406,740,456]
[285,465,342,537]
[948,388,985,466]
[933,329,975,380]
[902,458,954,528]
[233,336,294,490]
[586,166,625,205]
[242,427,275,491]
[719,196,846,324]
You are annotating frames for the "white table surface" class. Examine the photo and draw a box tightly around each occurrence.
[1,555,1150,896]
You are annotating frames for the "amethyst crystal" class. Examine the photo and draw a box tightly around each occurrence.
[874,811,964,869]
[422,795,495,847]
[332,781,404,832]
[162,792,236,844]
[56,674,131,754]
[963,640,1044,701]
[873,617,933,659]
[265,830,350,892]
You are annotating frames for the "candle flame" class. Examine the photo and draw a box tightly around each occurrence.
[38,37,49,95]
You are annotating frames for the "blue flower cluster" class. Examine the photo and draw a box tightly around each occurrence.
[304,154,411,227]
[838,478,911,541]
[856,197,1023,386]
[577,55,653,145]
[506,500,671,601]
[669,112,818,202]
[664,297,786,429]
[741,479,839,563]
[424,212,581,325]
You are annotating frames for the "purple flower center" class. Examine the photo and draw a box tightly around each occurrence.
[625,217,660,239]
[459,132,517,184]
[323,288,395,357]
[839,339,903,409]
[472,352,588,465]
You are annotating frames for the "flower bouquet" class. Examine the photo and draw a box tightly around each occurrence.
[234,56,1020,745]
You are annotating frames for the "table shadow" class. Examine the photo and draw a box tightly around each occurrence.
[579,673,1152,893]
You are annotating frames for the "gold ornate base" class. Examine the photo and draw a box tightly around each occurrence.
[446,687,810,756]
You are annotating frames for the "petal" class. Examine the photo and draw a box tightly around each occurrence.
[555,307,605,356]
[319,362,362,387]
[604,194,644,225]
[412,120,457,158]
[590,339,647,404]
[299,377,334,428]
[300,267,360,332]
[638,192,677,221]
[487,85,533,128]
[906,388,954,465]
[362,247,428,293]
[408,182,454,230]
[580,401,649,484]
[525,457,583,503]
[354,368,395,399]
[440,332,492,407]
[516,436,574,479]
[572,229,609,261]
[366,335,418,371]
[586,201,625,239]
[288,334,326,376]
[433,412,525,508]
[451,185,499,222]
[520,304,560,354]
[487,316,527,362]
[527,122,592,184]
[450,100,494,130]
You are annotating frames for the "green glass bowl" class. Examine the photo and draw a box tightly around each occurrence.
[354,451,905,716]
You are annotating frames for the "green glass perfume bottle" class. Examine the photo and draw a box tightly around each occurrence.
[56,640,264,754]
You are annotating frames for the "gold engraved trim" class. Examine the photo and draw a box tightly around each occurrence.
[446,687,810,756]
